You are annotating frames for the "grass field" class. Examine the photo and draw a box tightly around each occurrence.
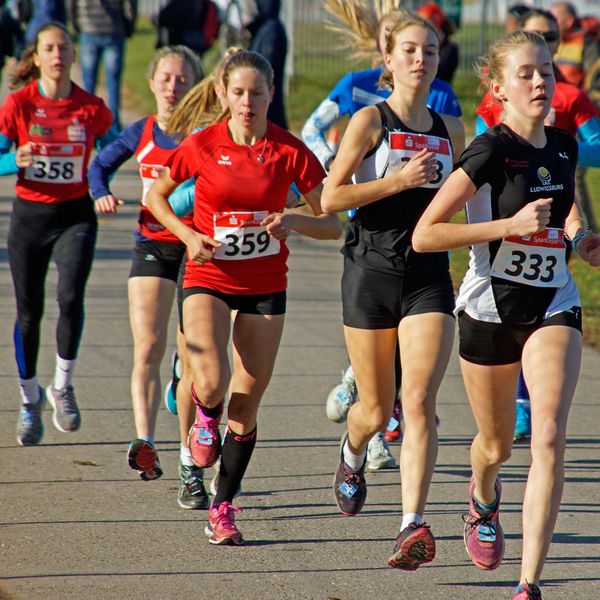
[121,20,600,348]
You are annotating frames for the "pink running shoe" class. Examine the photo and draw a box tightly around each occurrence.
[512,582,542,599]
[463,476,504,570]
[205,501,243,545]
[387,522,436,570]
[188,396,223,468]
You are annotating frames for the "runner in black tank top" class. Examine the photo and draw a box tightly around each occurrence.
[413,30,600,599]
[322,14,465,571]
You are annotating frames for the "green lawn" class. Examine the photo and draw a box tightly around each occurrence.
[122,21,600,348]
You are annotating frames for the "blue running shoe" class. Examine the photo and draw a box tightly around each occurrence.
[514,401,531,442]
[164,351,181,415]
[16,387,46,446]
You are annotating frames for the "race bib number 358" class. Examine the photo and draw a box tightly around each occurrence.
[25,142,84,183]
[213,211,280,261]
[491,228,568,288]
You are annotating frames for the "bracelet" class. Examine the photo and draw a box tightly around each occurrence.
[564,216,588,239]
[571,230,589,253]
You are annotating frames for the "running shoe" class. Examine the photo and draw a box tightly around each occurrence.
[333,431,367,516]
[205,500,244,545]
[463,477,504,570]
[127,439,163,481]
[366,432,397,471]
[326,366,358,423]
[385,401,404,443]
[177,462,209,510]
[164,350,181,415]
[209,459,242,497]
[188,399,223,468]
[512,582,542,600]
[387,522,436,570]
[16,387,45,446]
[46,385,81,432]
[514,401,532,442]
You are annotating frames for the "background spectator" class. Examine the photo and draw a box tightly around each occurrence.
[25,0,66,45]
[68,0,137,130]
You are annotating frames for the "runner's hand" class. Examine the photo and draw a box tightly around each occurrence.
[15,143,33,168]
[509,198,552,236]
[262,212,292,240]
[95,194,124,214]
[186,232,221,264]
[393,149,438,189]
[577,232,600,266]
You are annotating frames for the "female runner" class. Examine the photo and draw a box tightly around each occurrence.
[88,46,204,497]
[145,50,341,544]
[0,22,114,445]
[475,7,600,442]
[321,13,464,569]
[413,30,600,599]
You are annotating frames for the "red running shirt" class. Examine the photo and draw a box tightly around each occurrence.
[476,79,598,136]
[134,115,194,243]
[167,119,325,294]
[0,81,113,203]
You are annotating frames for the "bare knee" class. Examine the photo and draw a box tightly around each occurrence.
[531,420,565,466]
[475,436,512,466]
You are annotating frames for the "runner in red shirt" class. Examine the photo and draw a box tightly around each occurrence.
[0,22,114,446]
[145,50,341,545]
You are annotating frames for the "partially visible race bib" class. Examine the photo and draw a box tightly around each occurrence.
[25,142,84,183]
[139,163,164,205]
[213,211,280,261]
[491,227,568,288]
[388,132,452,189]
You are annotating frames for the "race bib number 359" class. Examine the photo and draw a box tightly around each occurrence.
[25,142,84,183]
[213,211,280,261]
[491,228,568,288]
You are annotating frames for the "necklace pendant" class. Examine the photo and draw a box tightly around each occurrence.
[257,155,265,164]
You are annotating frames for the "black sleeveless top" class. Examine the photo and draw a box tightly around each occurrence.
[342,101,453,276]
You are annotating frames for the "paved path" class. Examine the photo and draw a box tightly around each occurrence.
[0,72,599,600]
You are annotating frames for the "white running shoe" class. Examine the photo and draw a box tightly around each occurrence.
[326,366,358,423]
[367,431,397,471]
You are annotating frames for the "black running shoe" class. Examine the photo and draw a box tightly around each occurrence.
[177,462,209,509]
[333,431,367,516]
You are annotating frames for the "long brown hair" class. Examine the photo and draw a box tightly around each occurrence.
[11,22,72,89]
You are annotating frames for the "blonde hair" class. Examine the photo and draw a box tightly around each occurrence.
[477,30,548,87]
[324,0,410,65]
[146,45,204,81]
[378,14,440,90]
[167,47,242,138]
[12,22,72,89]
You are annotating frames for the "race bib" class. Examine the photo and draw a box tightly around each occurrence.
[213,211,280,261]
[25,142,84,183]
[490,228,568,288]
[139,163,164,205]
[388,132,452,189]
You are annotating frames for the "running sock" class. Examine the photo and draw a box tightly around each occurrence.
[516,398,531,408]
[180,444,195,467]
[401,513,423,531]
[343,439,367,470]
[139,435,155,446]
[473,492,499,517]
[19,376,40,405]
[191,384,222,418]
[213,426,257,506]
[53,355,75,390]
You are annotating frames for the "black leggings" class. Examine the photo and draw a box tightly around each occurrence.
[8,196,97,379]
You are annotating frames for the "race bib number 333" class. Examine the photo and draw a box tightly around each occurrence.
[25,142,84,183]
[213,211,280,260]
[491,228,568,288]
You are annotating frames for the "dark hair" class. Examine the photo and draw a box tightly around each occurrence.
[508,4,531,19]
[12,22,72,89]
[521,9,558,30]
[221,50,274,90]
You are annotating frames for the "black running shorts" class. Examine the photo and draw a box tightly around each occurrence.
[458,307,582,365]
[342,257,455,329]
[129,238,186,282]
